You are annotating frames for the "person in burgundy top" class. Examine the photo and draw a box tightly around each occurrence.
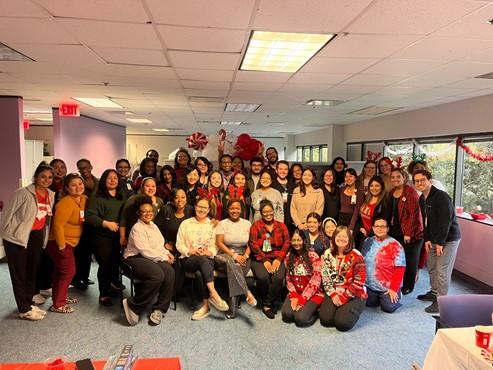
[0,163,55,321]
[320,225,367,331]
[338,168,365,231]
[388,168,424,295]
[362,217,406,313]
[282,229,323,327]
[174,148,191,185]
[249,199,290,319]
[156,165,176,204]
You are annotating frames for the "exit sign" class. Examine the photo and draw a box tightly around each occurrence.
[59,103,80,117]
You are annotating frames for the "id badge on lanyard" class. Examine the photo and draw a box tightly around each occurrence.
[351,194,357,205]
[79,210,85,223]
[46,203,53,217]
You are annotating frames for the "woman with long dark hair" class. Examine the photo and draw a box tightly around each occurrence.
[331,157,346,187]
[250,170,284,223]
[194,156,211,188]
[290,168,324,230]
[378,157,393,193]
[174,148,191,185]
[338,168,364,231]
[358,160,378,194]
[288,163,303,186]
[133,158,157,190]
[0,163,55,320]
[184,166,201,206]
[388,168,423,295]
[319,226,367,331]
[85,169,126,306]
[223,170,251,220]
[156,165,177,204]
[320,167,340,221]
[282,229,323,327]
[198,170,224,221]
[303,212,329,257]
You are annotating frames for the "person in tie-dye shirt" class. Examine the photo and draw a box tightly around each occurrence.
[361,217,406,313]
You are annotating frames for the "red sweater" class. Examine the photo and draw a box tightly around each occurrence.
[389,184,424,241]
[285,250,324,306]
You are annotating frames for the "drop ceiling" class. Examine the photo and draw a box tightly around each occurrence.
[1,0,493,137]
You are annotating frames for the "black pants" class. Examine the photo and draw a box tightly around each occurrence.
[35,248,53,292]
[319,295,366,331]
[4,230,44,313]
[124,256,175,314]
[250,260,285,308]
[395,237,423,291]
[92,234,120,297]
[180,256,214,301]
[73,229,92,283]
[281,296,319,327]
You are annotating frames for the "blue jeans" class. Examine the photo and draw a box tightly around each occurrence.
[366,287,402,313]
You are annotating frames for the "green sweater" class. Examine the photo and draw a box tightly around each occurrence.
[86,195,125,238]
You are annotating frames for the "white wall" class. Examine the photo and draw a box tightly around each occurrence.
[24,125,53,156]
[289,125,346,163]
[127,134,286,166]
[344,94,493,143]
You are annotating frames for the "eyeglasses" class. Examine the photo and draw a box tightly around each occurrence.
[413,178,428,184]
[139,210,153,214]
[373,225,388,229]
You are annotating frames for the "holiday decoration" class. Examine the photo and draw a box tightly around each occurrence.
[392,156,404,169]
[412,153,427,162]
[457,138,493,162]
[233,134,263,161]
[366,151,382,161]
[186,132,208,151]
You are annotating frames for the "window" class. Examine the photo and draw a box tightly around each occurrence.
[347,143,362,161]
[461,139,493,215]
[384,142,414,168]
[417,142,456,196]
[296,145,328,162]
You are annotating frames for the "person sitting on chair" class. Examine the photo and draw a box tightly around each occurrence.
[122,197,175,326]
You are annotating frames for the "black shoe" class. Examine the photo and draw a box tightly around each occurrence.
[417,291,436,301]
[84,279,95,285]
[72,280,88,291]
[99,296,113,307]
[424,300,439,314]
[401,287,413,295]
[262,307,275,319]
[110,282,126,291]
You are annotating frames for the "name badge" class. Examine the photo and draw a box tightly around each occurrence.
[46,204,53,216]
[351,194,357,205]
[282,192,288,202]
[79,210,85,223]
[126,183,133,191]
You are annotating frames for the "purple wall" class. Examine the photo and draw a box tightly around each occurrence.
[0,96,25,207]
[53,109,126,177]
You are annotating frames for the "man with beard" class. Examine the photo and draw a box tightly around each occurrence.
[271,160,296,232]
[247,157,264,195]
[265,147,279,178]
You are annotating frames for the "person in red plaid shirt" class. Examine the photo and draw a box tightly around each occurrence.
[249,199,290,319]
[281,229,323,327]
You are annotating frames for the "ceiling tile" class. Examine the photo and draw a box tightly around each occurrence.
[0,0,51,17]
[253,0,373,33]
[364,59,448,77]
[434,4,493,40]
[10,44,103,65]
[91,46,169,66]
[146,0,255,29]
[175,68,234,81]
[318,34,421,58]
[341,74,405,86]
[157,26,247,52]
[288,73,351,84]
[181,80,231,90]
[0,18,77,43]
[232,82,283,91]
[36,0,149,22]
[301,57,378,74]
[58,19,162,49]
[235,71,292,83]
[184,89,227,98]
[346,0,484,35]
[168,51,240,70]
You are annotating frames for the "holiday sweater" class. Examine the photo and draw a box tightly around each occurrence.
[285,250,324,306]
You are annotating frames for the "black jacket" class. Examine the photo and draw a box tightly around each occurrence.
[419,186,461,246]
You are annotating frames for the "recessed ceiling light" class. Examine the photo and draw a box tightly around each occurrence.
[305,99,344,106]
[240,31,335,73]
[125,111,134,115]
[348,106,402,116]
[152,128,169,132]
[220,121,243,126]
[266,122,285,126]
[126,118,152,123]
[0,42,34,61]
[72,97,123,108]
[224,103,261,112]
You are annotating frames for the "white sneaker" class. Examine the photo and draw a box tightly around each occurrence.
[122,298,139,326]
[31,305,47,316]
[19,309,44,321]
[32,294,46,305]
[39,288,52,298]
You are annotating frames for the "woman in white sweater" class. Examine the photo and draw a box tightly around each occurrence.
[291,168,324,230]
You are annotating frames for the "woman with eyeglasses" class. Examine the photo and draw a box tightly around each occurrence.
[176,197,229,320]
[358,160,378,195]
[249,199,290,319]
[122,197,175,327]
[194,156,211,188]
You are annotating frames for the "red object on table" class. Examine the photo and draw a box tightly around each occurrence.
[0,358,181,370]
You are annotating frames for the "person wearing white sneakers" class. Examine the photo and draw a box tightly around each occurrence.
[0,163,55,321]
[176,197,229,320]
[122,197,175,326]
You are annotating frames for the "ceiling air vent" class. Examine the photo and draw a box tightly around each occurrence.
[475,72,493,80]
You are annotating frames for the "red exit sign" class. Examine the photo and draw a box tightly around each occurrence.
[59,103,80,117]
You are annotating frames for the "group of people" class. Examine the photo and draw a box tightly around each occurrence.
[0,146,461,330]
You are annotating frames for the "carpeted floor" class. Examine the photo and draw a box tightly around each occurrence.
[0,261,483,370]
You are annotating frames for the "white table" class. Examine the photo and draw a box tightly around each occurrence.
[423,326,493,370]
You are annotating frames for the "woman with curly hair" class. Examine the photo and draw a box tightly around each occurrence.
[223,170,250,220]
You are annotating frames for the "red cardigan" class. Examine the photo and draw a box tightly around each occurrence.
[389,184,423,241]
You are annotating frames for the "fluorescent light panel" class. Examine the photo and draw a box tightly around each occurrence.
[220,121,243,126]
[224,103,261,112]
[152,128,169,132]
[305,99,343,106]
[349,106,402,116]
[0,42,34,61]
[72,97,123,108]
[126,118,152,123]
[240,31,335,73]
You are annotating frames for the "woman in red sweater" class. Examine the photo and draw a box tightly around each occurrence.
[319,226,367,331]
[281,229,323,327]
